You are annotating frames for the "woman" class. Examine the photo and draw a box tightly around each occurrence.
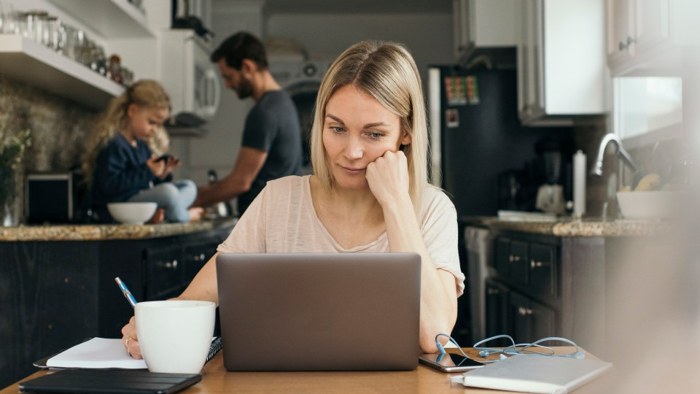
[83,80,202,223]
[122,41,464,355]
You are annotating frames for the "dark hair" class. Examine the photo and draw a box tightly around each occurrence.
[210,31,268,70]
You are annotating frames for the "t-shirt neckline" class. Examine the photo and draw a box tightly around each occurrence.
[303,175,387,252]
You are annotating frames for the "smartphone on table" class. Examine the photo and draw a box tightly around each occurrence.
[419,352,484,373]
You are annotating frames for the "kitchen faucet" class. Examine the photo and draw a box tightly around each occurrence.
[591,133,639,176]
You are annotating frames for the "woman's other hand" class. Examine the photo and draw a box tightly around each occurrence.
[121,316,143,359]
[365,150,410,207]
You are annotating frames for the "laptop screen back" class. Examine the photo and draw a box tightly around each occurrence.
[216,253,421,371]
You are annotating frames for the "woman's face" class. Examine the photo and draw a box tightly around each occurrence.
[322,84,411,190]
[126,104,169,142]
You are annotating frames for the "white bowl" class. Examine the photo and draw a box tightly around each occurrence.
[107,202,158,224]
[616,191,688,220]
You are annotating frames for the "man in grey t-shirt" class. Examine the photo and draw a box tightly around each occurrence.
[194,32,303,215]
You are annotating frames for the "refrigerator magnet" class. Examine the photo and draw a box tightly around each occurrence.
[466,76,480,105]
[446,109,459,128]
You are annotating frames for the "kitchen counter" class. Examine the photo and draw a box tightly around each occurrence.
[460,216,678,237]
[0,217,238,242]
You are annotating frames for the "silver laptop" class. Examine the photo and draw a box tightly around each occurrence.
[216,253,421,371]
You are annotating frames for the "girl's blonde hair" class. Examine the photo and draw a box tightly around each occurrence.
[310,41,429,216]
[82,80,171,185]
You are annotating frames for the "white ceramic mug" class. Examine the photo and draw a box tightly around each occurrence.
[135,300,215,374]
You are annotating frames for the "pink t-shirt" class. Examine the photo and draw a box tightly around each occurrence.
[218,175,465,296]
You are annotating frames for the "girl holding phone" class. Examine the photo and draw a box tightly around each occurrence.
[83,80,202,223]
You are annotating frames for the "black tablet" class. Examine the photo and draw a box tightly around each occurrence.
[19,370,201,394]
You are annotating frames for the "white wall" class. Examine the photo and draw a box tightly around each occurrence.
[173,6,454,189]
[266,13,455,84]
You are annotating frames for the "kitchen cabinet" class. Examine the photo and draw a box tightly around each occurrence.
[485,230,606,355]
[452,0,518,60]
[0,223,232,389]
[516,0,607,126]
[606,0,674,76]
[484,279,510,344]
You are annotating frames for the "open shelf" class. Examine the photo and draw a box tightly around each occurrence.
[0,35,124,110]
[46,0,155,38]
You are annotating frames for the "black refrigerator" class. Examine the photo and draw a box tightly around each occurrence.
[428,66,568,217]
[427,65,571,344]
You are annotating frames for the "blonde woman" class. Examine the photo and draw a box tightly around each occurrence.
[122,41,464,355]
[83,80,202,223]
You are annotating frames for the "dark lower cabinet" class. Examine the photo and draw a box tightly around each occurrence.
[0,224,232,388]
[485,231,606,356]
[484,280,512,347]
[508,291,555,342]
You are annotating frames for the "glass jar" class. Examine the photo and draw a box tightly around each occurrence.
[0,167,21,227]
[18,10,48,43]
[109,54,123,84]
[43,15,64,52]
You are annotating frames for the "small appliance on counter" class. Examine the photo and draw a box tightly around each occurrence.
[26,173,74,224]
[25,172,90,224]
[533,136,574,215]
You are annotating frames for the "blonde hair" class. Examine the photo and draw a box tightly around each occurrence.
[82,80,171,185]
[310,41,429,216]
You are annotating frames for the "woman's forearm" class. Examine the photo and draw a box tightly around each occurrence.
[177,252,221,304]
[381,197,458,353]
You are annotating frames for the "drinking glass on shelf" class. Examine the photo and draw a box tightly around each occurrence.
[43,15,63,52]
[19,10,48,42]
[61,25,81,60]
[121,67,134,87]
[88,43,107,76]
[0,0,4,33]
[1,3,20,34]
[73,32,91,66]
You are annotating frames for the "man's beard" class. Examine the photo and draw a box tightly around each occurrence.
[236,76,254,99]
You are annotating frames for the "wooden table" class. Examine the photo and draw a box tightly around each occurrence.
[1,348,608,394]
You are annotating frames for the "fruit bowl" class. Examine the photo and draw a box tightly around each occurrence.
[616,191,688,220]
[107,202,158,225]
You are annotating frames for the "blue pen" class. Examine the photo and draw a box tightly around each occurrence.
[115,277,138,308]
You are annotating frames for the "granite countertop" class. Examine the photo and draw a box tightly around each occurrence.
[460,216,678,237]
[0,217,238,242]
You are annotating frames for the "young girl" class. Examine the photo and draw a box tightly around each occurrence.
[83,80,202,223]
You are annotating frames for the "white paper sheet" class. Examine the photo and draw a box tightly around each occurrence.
[46,337,147,369]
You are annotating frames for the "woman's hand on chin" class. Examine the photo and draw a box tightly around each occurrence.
[365,150,410,207]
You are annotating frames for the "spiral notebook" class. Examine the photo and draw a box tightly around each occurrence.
[34,337,223,370]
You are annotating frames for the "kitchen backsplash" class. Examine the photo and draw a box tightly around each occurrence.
[0,75,98,173]
[0,75,98,223]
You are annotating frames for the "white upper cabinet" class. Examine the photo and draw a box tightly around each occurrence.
[605,0,699,76]
[606,0,672,75]
[452,0,518,59]
[517,0,607,126]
